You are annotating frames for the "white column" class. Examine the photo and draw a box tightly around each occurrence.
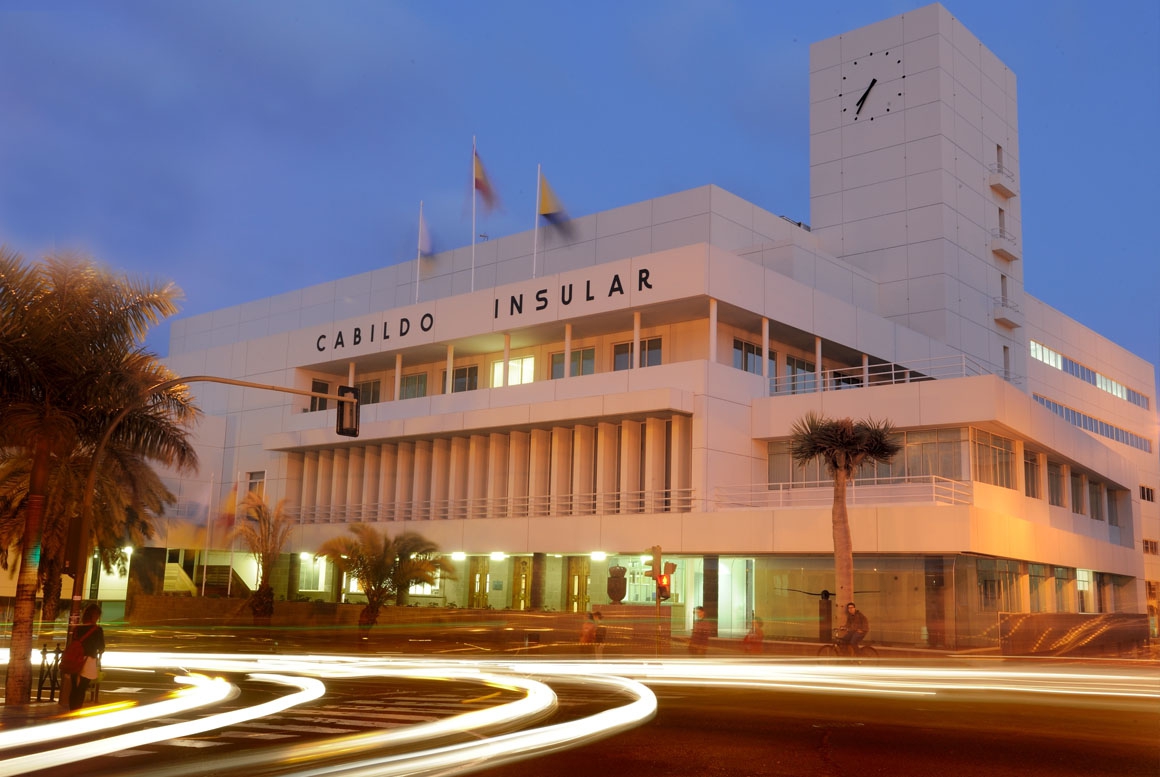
[862,353,869,387]
[1060,464,1072,511]
[507,431,530,518]
[709,298,718,364]
[632,311,641,369]
[503,333,511,387]
[467,434,489,519]
[551,426,573,516]
[670,415,692,512]
[445,345,455,394]
[413,440,433,520]
[564,323,573,378]
[346,446,365,520]
[529,429,552,517]
[432,438,451,519]
[394,353,403,401]
[394,442,414,521]
[761,317,769,379]
[572,424,595,515]
[487,433,509,518]
[301,451,318,521]
[619,420,642,513]
[1013,440,1026,496]
[596,422,618,514]
[644,417,667,512]
[1036,452,1048,503]
[331,449,349,521]
[361,444,380,520]
[814,336,823,392]
[449,436,469,519]
[285,452,304,508]
[316,450,334,520]
[378,443,398,521]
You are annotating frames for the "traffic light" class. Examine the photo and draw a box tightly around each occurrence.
[644,545,661,579]
[656,573,671,601]
[336,385,361,437]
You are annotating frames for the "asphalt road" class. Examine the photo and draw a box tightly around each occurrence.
[472,681,1160,777]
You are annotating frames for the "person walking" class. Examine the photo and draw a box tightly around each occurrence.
[741,615,765,655]
[593,611,607,660]
[68,603,105,710]
[579,611,597,656]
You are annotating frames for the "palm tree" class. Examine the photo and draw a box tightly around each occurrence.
[0,249,198,706]
[317,525,453,630]
[789,412,901,605]
[228,491,295,619]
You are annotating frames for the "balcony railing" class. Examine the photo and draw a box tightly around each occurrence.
[992,296,1023,328]
[991,227,1020,261]
[988,163,1018,198]
[286,488,696,525]
[714,476,974,509]
[767,353,1004,397]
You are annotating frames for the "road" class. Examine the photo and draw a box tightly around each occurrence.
[4,650,1157,777]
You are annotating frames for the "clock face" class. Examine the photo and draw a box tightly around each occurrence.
[840,50,905,124]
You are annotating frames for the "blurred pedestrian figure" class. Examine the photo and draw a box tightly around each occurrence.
[580,611,597,656]
[593,611,607,660]
[68,604,105,710]
[742,615,765,655]
[836,602,869,655]
[689,605,711,657]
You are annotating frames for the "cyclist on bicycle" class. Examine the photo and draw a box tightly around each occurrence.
[836,602,869,651]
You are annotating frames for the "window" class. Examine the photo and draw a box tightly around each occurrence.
[976,558,1020,612]
[298,555,327,591]
[784,356,816,394]
[246,471,265,499]
[1142,486,1156,502]
[1029,564,1048,613]
[769,428,964,486]
[551,348,595,379]
[971,429,1015,489]
[767,440,823,486]
[1030,340,1150,409]
[1088,481,1104,521]
[409,571,442,596]
[1076,569,1095,613]
[613,338,661,371]
[1054,567,1076,613]
[441,365,479,393]
[1047,462,1065,506]
[1107,491,1120,527]
[1033,393,1152,452]
[733,339,774,376]
[400,373,427,399]
[355,379,381,405]
[1023,452,1041,499]
[492,356,535,387]
[1143,540,1159,555]
[310,379,329,412]
[1070,472,1085,515]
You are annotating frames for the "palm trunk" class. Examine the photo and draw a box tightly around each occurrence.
[6,437,51,707]
[831,468,854,606]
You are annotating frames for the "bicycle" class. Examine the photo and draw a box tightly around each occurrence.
[816,630,879,661]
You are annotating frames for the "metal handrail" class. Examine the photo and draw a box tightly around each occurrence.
[991,227,1017,243]
[287,488,696,525]
[992,296,1021,312]
[714,476,974,508]
[987,162,1015,181]
[768,353,994,396]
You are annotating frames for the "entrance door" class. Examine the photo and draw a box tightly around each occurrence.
[565,556,590,613]
[510,558,531,611]
[468,556,490,609]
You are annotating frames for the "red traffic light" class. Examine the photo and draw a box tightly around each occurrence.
[656,573,671,601]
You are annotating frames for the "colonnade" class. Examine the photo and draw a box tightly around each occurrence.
[284,414,693,523]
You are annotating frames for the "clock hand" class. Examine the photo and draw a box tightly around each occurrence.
[855,78,877,115]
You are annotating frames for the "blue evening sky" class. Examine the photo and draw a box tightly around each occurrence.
[2,1,1158,382]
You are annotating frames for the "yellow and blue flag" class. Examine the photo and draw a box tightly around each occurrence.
[538,172,574,238]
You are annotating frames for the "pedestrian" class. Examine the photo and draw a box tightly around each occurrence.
[593,611,607,660]
[689,605,711,657]
[836,602,869,655]
[68,603,105,710]
[741,616,764,655]
[580,611,597,656]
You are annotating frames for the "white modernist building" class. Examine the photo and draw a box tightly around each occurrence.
[98,3,1157,648]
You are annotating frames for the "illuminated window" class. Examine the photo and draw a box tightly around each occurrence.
[298,557,327,591]
[492,355,535,387]
[409,572,441,596]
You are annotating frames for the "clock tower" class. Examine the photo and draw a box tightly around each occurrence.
[810,3,1023,378]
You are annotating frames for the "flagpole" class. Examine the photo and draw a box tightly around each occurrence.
[471,136,477,293]
[532,163,541,280]
[415,200,424,305]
